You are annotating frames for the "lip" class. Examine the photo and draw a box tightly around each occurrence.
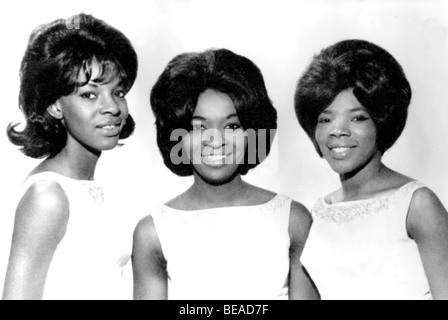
[327,145,357,160]
[96,121,122,137]
[202,154,233,167]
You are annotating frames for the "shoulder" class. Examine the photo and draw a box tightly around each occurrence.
[290,201,312,224]
[133,214,166,263]
[289,200,312,244]
[133,214,163,251]
[409,186,441,209]
[134,215,158,240]
[14,180,69,245]
[20,179,69,208]
[407,186,448,239]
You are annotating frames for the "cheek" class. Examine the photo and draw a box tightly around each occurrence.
[314,127,327,149]
[358,124,378,152]
[119,101,129,119]
[225,130,247,158]
[62,108,90,134]
[183,132,202,162]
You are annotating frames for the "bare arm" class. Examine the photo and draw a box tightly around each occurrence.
[132,215,168,300]
[2,181,69,300]
[407,188,448,300]
[288,201,320,300]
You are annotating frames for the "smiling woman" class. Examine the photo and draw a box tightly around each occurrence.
[2,13,138,300]
[132,48,319,300]
[49,60,131,153]
[295,39,448,300]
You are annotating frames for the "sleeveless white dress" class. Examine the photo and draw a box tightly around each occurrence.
[150,194,292,300]
[301,181,432,300]
[16,172,132,300]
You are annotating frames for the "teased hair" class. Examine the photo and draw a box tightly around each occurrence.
[151,49,277,176]
[295,39,412,156]
[7,13,138,158]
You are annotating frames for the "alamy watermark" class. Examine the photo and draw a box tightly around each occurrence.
[65,15,81,30]
[169,128,279,174]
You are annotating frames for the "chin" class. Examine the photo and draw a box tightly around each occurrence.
[328,160,369,178]
[97,138,121,151]
[194,166,240,186]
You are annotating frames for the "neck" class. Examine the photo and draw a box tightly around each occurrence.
[45,142,101,181]
[339,152,387,197]
[190,173,248,208]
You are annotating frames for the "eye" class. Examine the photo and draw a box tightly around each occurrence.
[226,123,242,131]
[192,124,206,132]
[80,92,97,100]
[317,117,331,124]
[352,115,370,122]
[115,89,127,99]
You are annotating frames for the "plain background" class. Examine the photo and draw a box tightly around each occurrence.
[1,0,447,294]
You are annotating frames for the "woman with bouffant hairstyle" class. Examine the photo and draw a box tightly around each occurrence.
[150,49,277,177]
[3,13,138,300]
[133,49,318,300]
[296,40,448,300]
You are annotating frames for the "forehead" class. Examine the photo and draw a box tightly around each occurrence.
[76,58,122,87]
[193,89,237,119]
[324,89,366,113]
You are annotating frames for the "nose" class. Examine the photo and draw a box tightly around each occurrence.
[329,119,351,137]
[100,94,122,116]
[203,128,225,149]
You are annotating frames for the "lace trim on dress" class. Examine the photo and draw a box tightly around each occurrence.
[312,181,425,224]
[80,181,105,204]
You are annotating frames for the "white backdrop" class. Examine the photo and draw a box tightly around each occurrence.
[1,0,447,293]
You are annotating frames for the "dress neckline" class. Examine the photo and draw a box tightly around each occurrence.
[314,181,425,225]
[163,194,284,213]
[322,181,420,207]
[27,171,98,184]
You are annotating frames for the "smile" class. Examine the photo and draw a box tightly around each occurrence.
[97,122,122,136]
[100,125,119,130]
[202,154,231,166]
[328,146,356,159]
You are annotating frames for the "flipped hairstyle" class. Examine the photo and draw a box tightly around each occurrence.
[151,49,277,177]
[295,39,412,156]
[7,13,138,159]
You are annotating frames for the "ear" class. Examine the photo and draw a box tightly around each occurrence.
[47,102,64,120]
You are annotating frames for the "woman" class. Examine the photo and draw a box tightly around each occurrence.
[295,39,448,300]
[3,13,138,300]
[133,49,318,300]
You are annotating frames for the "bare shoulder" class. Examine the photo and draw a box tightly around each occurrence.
[133,214,163,254]
[134,215,157,241]
[408,186,448,238]
[410,187,446,217]
[290,201,312,224]
[289,200,313,244]
[14,180,69,245]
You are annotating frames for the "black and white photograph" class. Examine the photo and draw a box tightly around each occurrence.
[0,0,447,303]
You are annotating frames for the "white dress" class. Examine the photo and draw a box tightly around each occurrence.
[150,194,292,300]
[16,172,132,300]
[301,181,432,300]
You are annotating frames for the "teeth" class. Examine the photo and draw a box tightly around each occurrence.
[102,125,117,130]
[332,147,351,154]
[203,155,227,162]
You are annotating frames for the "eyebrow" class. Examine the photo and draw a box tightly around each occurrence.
[321,107,368,114]
[348,107,368,113]
[192,114,239,121]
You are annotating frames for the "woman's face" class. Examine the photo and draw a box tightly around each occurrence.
[315,88,381,176]
[54,61,129,154]
[183,89,247,185]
